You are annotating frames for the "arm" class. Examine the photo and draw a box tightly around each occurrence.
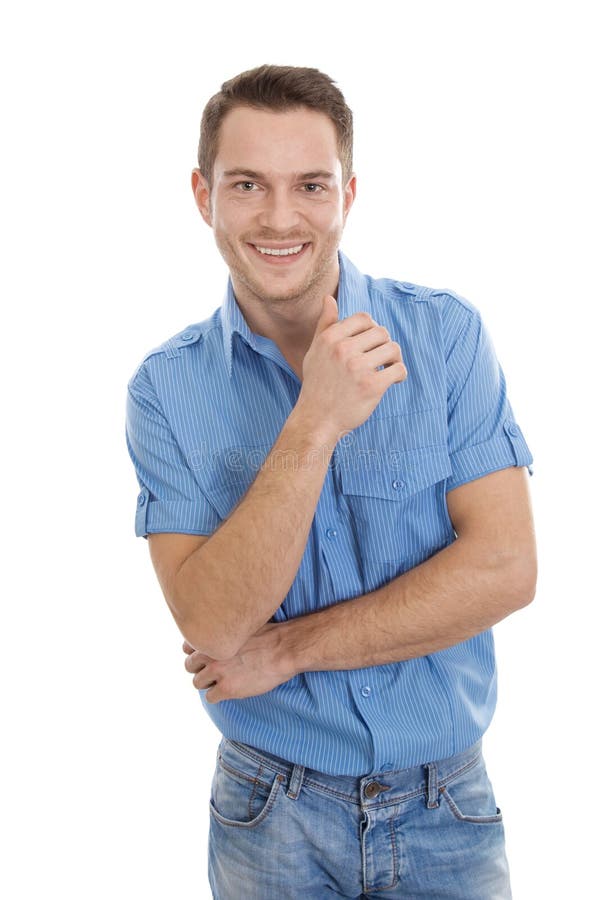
[150,406,334,659]
[186,464,536,702]
[278,465,536,672]
[148,297,407,659]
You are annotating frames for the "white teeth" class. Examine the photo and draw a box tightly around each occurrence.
[254,244,305,256]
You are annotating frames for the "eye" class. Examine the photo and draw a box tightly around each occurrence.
[235,181,258,192]
[303,183,324,193]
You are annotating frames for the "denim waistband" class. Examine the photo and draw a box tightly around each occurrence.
[221,737,484,809]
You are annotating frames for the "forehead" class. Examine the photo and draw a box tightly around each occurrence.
[214,105,342,177]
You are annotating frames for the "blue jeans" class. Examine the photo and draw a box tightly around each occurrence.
[208,736,512,899]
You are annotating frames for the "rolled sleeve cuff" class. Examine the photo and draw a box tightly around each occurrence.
[446,419,534,492]
[135,487,221,538]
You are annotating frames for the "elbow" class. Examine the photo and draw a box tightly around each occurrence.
[504,550,538,612]
[172,592,244,660]
[182,622,242,661]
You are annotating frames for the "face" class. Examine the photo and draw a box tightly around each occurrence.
[192,105,356,308]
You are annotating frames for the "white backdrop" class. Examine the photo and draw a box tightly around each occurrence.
[1,1,597,897]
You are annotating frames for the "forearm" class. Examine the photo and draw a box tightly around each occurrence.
[277,535,536,674]
[175,403,336,658]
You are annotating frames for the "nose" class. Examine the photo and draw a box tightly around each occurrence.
[257,186,302,233]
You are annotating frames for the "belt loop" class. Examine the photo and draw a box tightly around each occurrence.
[425,762,439,809]
[286,763,305,801]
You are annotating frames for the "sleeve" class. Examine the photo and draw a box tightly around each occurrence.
[125,364,222,538]
[443,296,534,492]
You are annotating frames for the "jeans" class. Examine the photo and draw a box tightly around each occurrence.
[207,736,512,899]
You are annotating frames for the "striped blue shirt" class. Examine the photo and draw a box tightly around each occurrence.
[125,251,533,776]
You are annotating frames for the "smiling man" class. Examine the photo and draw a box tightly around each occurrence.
[126,65,536,899]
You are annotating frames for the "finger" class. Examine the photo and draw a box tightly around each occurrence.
[375,359,409,385]
[325,310,377,339]
[194,672,217,690]
[363,340,403,370]
[348,324,392,353]
[184,651,209,673]
[314,295,338,335]
[182,640,195,654]
[205,683,220,704]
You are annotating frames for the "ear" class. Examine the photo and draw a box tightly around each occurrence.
[342,174,357,223]
[191,169,213,227]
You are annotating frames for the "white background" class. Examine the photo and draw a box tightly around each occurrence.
[1,1,597,897]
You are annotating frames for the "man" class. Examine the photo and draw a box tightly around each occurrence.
[126,64,536,899]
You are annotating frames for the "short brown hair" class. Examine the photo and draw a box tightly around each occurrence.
[197,64,353,187]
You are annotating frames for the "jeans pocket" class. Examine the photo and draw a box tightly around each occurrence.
[209,740,283,828]
[440,754,504,824]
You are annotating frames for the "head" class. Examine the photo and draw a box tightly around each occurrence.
[197,64,354,191]
[191,65,356,309]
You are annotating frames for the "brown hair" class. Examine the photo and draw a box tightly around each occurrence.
[197,64,353,187]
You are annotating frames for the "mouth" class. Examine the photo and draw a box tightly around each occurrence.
[247,242,311,264]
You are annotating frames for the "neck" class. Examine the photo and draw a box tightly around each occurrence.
[232,260,341,355]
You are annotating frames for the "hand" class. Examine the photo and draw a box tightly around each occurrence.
[296,294,408,436]
[182,622,297,704]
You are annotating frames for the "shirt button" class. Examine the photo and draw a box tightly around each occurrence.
[391,479,405,491]
[361,685,371,697]
[137,493,147,507]
[508,423,520,437]
[326,528,338,540]
[181,332,194,341]
[401,282,415,290]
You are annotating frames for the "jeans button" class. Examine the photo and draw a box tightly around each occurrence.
[364,781,390,799]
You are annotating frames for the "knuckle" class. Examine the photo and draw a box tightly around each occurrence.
[378,325,390,341]
[332,341,348,361]
[346,354,362,373]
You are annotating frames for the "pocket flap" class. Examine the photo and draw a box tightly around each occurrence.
[338,444,452,501]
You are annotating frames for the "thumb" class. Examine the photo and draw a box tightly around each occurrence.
[314,294,338,336]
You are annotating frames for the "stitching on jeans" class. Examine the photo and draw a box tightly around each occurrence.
[225,739,482,807]
[438,751,482,789]
[247,763,264,819]
[209,776,283,830]
[219,755,273,791]
[364,815,399,893]
[227,741,288,777]
[439,785,503,824]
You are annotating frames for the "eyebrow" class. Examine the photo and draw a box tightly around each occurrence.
[222,168,336,181]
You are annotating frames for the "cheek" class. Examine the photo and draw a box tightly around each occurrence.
[311,202,345,233]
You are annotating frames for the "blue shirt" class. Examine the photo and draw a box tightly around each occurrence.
[125,251,533,776]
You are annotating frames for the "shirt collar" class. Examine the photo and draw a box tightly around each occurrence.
[220,250,370,377]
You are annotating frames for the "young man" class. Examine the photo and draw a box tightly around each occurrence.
[126,65,536,899]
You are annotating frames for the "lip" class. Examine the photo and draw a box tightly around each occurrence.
[247,242,311,264]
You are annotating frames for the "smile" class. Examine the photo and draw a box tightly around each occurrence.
[247,242,310,264]
[252,243,305,256]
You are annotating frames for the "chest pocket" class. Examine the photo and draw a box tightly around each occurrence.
[338,444,454,566]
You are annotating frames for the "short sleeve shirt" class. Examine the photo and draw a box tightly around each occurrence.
[125,251,533,776]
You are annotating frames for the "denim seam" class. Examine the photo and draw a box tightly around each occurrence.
[209,776,283,830]
[368,815,400,892]
[439,786,503,824]
[224,739,482,807]
[247,763,264,819]
[218,753,276,791]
